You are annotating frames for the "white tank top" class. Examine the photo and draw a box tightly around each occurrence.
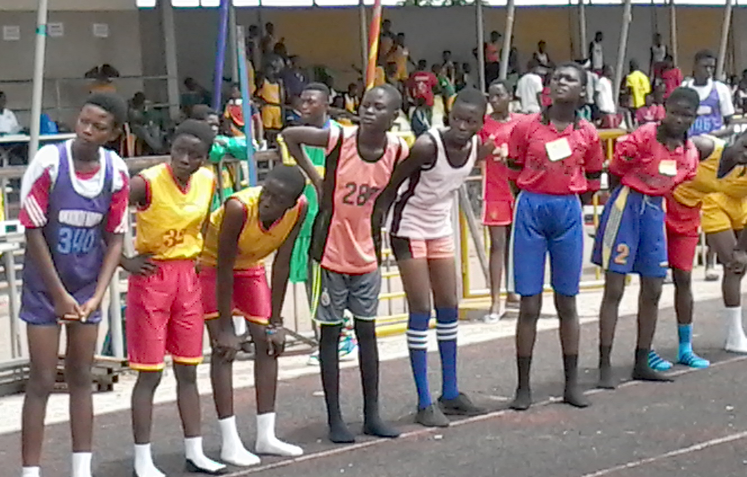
[389,128,478,240]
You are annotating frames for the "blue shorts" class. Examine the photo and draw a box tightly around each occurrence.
[591,185,668,278]
[508,191,583,297]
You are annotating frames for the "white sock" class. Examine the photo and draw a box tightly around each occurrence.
[218,416,260,466]
[724,306,747,353]
[233,316,247,336]
[133,443,164,477]
[255,413,303,457]
[21,467,40,477]
[184,436,226,472]
[72,452,92,477]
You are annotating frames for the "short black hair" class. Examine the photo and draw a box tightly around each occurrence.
[695,49,717,63]
[489,79,509,91]
[174,119,216,150]
[454,88,488,115]
[303,82,330,99]
[370,84,402,110]
[266,164,306,200]
[190,104,218,121]
[84,92,127,126]
[666,87,700,111]
[555,62,589,87]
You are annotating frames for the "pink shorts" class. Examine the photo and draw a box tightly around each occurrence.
[482,200,514,226]
[126,260,204,371]
[390,235,455,261]
[200,265,271,324]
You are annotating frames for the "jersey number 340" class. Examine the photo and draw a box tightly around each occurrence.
[58,227,96,255]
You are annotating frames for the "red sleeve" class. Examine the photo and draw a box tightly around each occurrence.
[583,126,605,192]
[635,108,646,124]
[19,168,52,228]
[610,129,642,178]
[506,117,529,181]
[105,171,130,233]
[656,105,666,121]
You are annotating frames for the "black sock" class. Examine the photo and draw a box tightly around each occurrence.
[563,354,590,408]
[355,319,400,438]
[598,344,615,389]
[510,356,532,411]
[319,324,355,443]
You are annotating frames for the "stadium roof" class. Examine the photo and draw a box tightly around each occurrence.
[136,0,745,7]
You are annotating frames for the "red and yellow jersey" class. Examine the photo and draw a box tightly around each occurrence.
[258,80,281,106]
[135,164,214,260]
[671,137,747,207]
[200,187,306,270]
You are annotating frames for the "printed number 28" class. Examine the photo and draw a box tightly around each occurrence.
[342,182,380,206]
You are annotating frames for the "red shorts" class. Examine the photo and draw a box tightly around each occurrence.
[126,260,204,370]
[665,197,701,272]
[200,265,271,324]
[390,235,455,261]
[482,201,514,226]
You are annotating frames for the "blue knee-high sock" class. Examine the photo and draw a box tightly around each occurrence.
[407,311,432,410]
[436,307,459,401]
[678,324,693,357]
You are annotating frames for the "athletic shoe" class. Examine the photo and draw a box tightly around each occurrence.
[415,403,450,428]
[677,351,710,368]
[705,267,720,282]
[437,392,485,416]
[647,350,673,372]
[480,312,502,324]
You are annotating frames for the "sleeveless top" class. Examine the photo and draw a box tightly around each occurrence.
[390,127,478,240]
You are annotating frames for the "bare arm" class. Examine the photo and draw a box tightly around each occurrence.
[26,228,69,305]
[269,201,308,327]
[128,175,148,208]
[80,231,124,320]
[216,198,247,332]
[374,135,434,217]
[280,126,330,192]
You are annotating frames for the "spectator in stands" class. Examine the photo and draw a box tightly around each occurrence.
[485,31,502,87]
[262,22,280,54]
[127,92,165,155]
[88,67,118,94]
[434,64,456,116]
[0,91,21,135]
[282,55,308,100]
[735,69,747,113]
[442,50,456,84]
[247,24,261,66]
[457,63,476,91]
[595,65,619,128]
[635,92,665,126]
[515,60,544,114]
[181,77,211,117]
[256,56,286,143]
[387,33,412,83]
[660,55,683,100]
[650,33,668,79]
[343,83,361,115]
[533,40,555,74]
[380,19,395,59]
[589,31,604,73]
[583,60,600,120]
[626,59,651,112]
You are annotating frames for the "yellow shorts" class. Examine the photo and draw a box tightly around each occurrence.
[261,105,282,130]
[701,192,747,234]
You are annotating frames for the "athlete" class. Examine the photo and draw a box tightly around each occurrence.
[506,63,604,411]
[479,80,524,322]
[593,88,700,388]
[204,165,308,465]
[19,93,129,477]
[277,83,358,364]
[281,84,406,444]
[123,120,226,477]
[659,131,747,371]
[375,88,488,427]
[256,57,285,142]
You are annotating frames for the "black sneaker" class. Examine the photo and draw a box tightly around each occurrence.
[415,403,450,427]
[438,393,485,416]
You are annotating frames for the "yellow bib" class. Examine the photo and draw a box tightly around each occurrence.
[135,164,214,260]
[672,137,729,207]
[200,187,305,270]
[258,81,281,106]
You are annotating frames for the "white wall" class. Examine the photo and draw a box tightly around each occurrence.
[0,0,136,11]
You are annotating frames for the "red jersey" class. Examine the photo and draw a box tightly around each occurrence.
[661,68,683,99]
[507,114,604,195]
[479,113,523,203]
[635,104,665,125]
[408,71,438,107]
[610,123,698,197]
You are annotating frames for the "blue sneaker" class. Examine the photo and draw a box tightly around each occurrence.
[648,350,673,372]
[306,333,358,366]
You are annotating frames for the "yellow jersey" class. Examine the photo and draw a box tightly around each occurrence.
[200,187,306,270]
[135,164,215,260]
[672,137,747,206]
[258,80,281,106]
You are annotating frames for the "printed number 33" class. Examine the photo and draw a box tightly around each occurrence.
[342,182,380,206]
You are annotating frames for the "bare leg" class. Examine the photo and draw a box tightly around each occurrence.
[488,226,508,317]
[65,322,99,452]
[707,229,747,351]
[597,271,626,389]
[510,294,542,411]
[206,319,234,419]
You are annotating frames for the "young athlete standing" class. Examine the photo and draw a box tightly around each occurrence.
[19,93,129,477]
[282,85,406,444]
[506,63,604,411]
[123,120,226,477]
[375,88,487,427]
[480,80,523,322]
[659,132,747,370]
[203,166,308,465]
[592,88,700,388]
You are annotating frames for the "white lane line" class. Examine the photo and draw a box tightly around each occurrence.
[225,354,747,476]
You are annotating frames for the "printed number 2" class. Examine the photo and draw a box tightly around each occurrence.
[163,229,186,248]
[614,243,630,265]
[57,227,96,255]
[342,182,380,206]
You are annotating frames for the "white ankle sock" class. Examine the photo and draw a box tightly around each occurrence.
[724,306,747,352]
[184,436,226,472]
[218,416,260,466]
[72,452,92,477]
[233,316,247,336]
[134,443,164,477]
[255,413,303,457]
[21,467,40,477]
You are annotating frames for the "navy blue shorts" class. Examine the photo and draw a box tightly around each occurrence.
[591,185,668,278]
[508,191,584,297]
